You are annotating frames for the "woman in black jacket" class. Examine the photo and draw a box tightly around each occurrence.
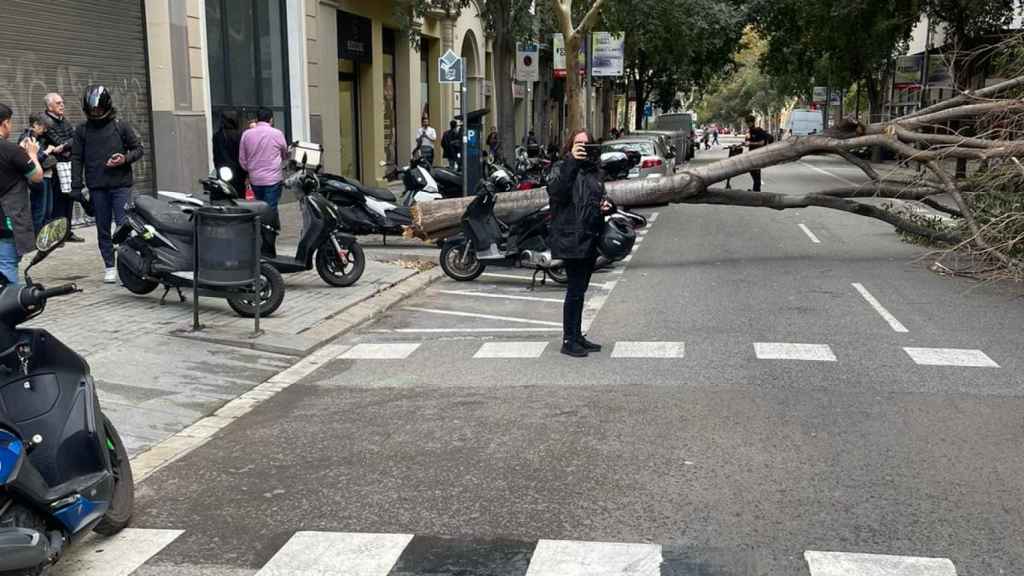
[546,129,610,357]
[211,110,247,192]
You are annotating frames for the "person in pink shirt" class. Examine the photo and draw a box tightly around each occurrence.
[239,108,287,218]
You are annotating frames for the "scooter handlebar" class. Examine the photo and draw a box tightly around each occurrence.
[37,284,80,300]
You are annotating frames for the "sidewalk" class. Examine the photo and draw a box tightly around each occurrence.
[26,199,437,456]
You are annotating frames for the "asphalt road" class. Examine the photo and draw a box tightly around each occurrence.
[55,145,1024,576]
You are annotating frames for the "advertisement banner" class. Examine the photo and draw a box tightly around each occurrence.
[516,43,540,82]
[812,86,827,103]
[553,34,566,78]
[927,55,952,87]
[591,32,624,77]
[895,54,924,88]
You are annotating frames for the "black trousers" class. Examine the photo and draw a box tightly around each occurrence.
[750,169,762,192]
[562,255,596,342]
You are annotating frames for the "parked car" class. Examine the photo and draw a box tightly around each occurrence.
[629,130,684,170]
[654,112,695,159]
[601,138,672,179]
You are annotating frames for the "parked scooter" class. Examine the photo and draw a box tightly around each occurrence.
[0,218,134,576]
[159,144,366,288]
[319,170,413,239]
[438,180,569,284]
[113,168,286,317]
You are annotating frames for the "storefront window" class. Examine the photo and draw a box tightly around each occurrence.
[207,0,290,134]
[383,29,398,166]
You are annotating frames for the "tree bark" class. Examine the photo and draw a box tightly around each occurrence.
[492,15,517,166]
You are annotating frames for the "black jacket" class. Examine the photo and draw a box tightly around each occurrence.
[71,114,144,194]
[41,112,75,163]
[546,157,605,259]
[212,128,247,191]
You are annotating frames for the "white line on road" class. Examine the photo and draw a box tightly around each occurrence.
[436,289,563,303]
[405,307,562,326]
[852,283,909,333]
[474,341,549,358]
[611,341,686,358]
[648,211,660,222]
[50,529,185,576]
[479,272,615,290]
[525,539,663,576]
[804,550,957,576]
[799,160,859,186]
[903,347,999,368]
[370,328,562,333]
[754,342,837,362]
[340,343,421,360]
[635,236,645,244]
[622,255,633,263]
[255,531,414,576]
[798,223,822,244]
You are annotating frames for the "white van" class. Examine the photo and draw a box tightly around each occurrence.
[785,109,824,135]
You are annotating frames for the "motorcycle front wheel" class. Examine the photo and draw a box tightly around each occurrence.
[93,414,134,536]
[227,263,286,317]
[315,241,365,287]
[440,242,484,281]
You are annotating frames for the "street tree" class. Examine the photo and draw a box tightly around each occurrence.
[549,0,607,133]
[603,0,745,129]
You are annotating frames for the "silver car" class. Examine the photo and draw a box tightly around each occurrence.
[601,138,673,179]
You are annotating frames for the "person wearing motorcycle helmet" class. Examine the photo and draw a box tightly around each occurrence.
[546,128,613,358]
[71,84,145,283]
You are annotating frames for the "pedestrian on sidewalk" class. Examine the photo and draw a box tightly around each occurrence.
[743,115,771,192]
[711,126,720,146]
[71,85,145,284]
[416,114,437,166]
[212,110,247,193]
[547,129,611,358]
[485,126,500,163]
[42,92,86,242]
[239,108,287,220]
[21,113,56,233]
[443,120,461,170]
[0,103,45,285]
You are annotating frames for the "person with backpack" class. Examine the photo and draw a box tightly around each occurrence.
[743,115,772,192]
[71,85,144,283]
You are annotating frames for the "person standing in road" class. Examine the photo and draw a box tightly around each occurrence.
[212,110,247,193]
[743,115,771,192]
[416,114,438,166]
[0,103,45,285]
[71,85,145,284]
[546,129,611,358]
[239,108,287,218]
[443,120,461,169]
[41,93,86,242]
[711,126,720,146]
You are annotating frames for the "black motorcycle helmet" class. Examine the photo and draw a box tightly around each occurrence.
[598,216,636,261]
[82,85,113,120]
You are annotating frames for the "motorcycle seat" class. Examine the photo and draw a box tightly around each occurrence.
[363,187,397,202]
[233,199,279,229]
[432,168,461,185]
[134,195,194,236]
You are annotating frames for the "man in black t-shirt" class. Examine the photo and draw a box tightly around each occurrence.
[0,103,45,285]
[744,114,771,192]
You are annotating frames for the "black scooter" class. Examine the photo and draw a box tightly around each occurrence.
[113,170,286,318]
[319,170,413,239]
[0,218,134,575]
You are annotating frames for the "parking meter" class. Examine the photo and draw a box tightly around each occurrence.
[456,108,489,195]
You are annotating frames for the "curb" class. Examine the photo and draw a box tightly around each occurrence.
[131,266,444,483]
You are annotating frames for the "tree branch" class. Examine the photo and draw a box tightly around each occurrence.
[575,0,606,36]
[901,76,1024,120]
[553,0,573,37]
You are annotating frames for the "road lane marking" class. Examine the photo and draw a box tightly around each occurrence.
[799,160,859,185]
[903,347,999,368]
[648,211,660,222]
[525,539,662,576]
[479,272,615,290]
[371,328,562,333]
[798,223,822,244]
[852,283,909,333]
[255,532,414,576]
[340,343,421,360]
[474,341,549,358]
[50,529,185,576]
[611,341,686,358]
[405,307,562,326]
[804,550,957,576]
[437,289,563,303]
[754,342,837,362]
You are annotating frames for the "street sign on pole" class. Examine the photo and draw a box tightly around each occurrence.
[439,49,464,84]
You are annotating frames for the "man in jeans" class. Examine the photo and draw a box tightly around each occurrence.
[41,93,86,242]
[0,103,44,285]
[239,108,287,221]
[71,86,144,283]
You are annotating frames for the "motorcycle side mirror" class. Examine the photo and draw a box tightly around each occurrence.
[24,217,70,284]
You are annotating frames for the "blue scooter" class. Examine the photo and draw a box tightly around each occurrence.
[0,218,134,575]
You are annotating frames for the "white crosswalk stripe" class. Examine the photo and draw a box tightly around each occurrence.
[611,341,686,358]
[805,550,957,576]
[754,342,837,362]
[525,539,663,576]
[474,341,549,358]
[255,531,414,576]
[339,343,421,360]
[49,529,184,576]
[903,347,999,368]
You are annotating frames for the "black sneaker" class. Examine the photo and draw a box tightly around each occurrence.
[578,336,602,352]
[67,232,85,243]
[560,339,589,358]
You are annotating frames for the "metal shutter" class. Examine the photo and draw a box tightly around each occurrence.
[0,0,154,193]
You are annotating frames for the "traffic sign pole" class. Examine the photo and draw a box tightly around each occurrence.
[462,61,468,197]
